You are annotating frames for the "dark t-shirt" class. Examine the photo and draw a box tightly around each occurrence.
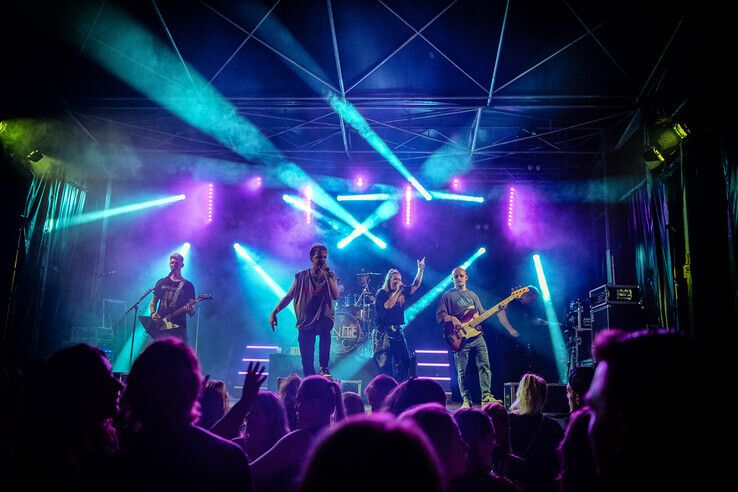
[292,269,335,329]
[153,276,196,332]
[375,288,415,326]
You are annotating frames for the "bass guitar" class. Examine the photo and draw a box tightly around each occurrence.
[139,294,212,340]
[443,286,533,351]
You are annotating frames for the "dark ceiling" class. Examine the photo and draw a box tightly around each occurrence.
[3,0,702,184]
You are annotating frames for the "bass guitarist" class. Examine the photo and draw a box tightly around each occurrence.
[149,252,196,343]
[436,267,521,408]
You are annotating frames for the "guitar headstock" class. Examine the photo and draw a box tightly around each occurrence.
[197,294,214,302]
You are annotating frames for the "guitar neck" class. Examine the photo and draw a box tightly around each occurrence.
[166,299,197,320]
[468,294,518,328]
[468,304,501,328]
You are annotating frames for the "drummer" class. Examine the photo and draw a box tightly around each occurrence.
[373,258,426,381]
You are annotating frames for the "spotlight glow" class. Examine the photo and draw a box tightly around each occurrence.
[532,253,568,382]
[430,191,484,203]
[328,94,432,201]
[50,193,186,230]
[336,193,391,201]
[507,187,515,228]
[180,242,191,257]
[234,243,289,298]
[405,186,412,227]
[304,185,313,225]
[207,183,214,223]
[452,177,461,190]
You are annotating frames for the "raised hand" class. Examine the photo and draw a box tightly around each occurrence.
[417,257,426,270]
[240,361,267,404]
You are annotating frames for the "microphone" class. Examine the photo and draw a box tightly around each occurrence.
[96,270,117,278]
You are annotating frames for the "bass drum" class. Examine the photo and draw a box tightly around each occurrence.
[331,310,362,354]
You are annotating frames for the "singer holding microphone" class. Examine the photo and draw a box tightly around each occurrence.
[270,243,340,377]
[373,258,425,382]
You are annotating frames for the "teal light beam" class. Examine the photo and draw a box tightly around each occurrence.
[328,94,432,201]
[49,194,186,231]
[405,247,487,325]
[69,5,377,245]
[336,200,398,249]
[282,194,348,233]
[429,191,485,203]
[336,193,392,201]
[532,254,568,382]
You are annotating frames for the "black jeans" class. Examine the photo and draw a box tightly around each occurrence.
[297,317,333,376]
[374,325,412,382]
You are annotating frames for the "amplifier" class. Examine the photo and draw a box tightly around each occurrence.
[589,284,641,308]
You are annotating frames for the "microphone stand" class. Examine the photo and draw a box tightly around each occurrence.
[125,286,154,370]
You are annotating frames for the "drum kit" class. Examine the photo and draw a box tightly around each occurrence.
[332,271,381,355]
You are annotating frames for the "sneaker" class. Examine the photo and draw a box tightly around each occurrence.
[460,398,472,408]
[319,367,333,379]
[482,394,503,405]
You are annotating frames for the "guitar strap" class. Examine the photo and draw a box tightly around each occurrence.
[170,280,186,309]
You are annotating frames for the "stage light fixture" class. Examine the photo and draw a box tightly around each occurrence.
[644,119,689,169]
[26,149,43,162]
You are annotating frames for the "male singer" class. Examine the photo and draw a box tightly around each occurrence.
[270,244,340,377]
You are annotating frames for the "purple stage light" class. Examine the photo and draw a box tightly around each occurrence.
[207,183,214,223]
[405,186,412,227]
[507,187,515,228]
[355,175,367,190]
[452,177,461,190]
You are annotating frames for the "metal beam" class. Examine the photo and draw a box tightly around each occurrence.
[346,0,458,93]
[378,0,486,93]
[199,0,338,93]
[327,0,351,160]
[487,0,511,106]
[204,0,281,89]
[494,18,611,95]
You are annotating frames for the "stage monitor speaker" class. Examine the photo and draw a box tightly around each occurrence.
[591,303,644,332]
[267,353,303,391]
[503,382,569,414]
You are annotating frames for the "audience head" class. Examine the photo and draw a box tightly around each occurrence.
[510,373,547,415]
[399,403,468,481]
[382,377,447,415]
[454,408,496,471]
[297,375,342,428]
[586,329,704,487]
[567,366,595,412]
[243,391,288,448]
[482,402,511,454]
[278,373,302,430]
[122,338,202,429]
[300,414,443,492]
[341,392,366,416]
[47,343,122,427]
[197,379,229,428]
[364,374,398,412]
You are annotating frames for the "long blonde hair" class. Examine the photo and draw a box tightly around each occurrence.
[381,269,405,305]
[510,373,548,415]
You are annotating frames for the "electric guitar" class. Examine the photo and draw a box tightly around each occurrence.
[139,294,212,339]
[443,286,533,352]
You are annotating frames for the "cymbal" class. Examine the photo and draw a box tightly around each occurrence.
[356,272,382,276]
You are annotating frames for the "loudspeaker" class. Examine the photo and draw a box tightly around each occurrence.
[267,353,303,391]
[591,303,644,333]
[504,382,569,414]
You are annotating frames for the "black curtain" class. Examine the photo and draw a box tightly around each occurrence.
[8,174,87,359]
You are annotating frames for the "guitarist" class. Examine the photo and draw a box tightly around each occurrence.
[149,252,196,343]
[435,267,519,408]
